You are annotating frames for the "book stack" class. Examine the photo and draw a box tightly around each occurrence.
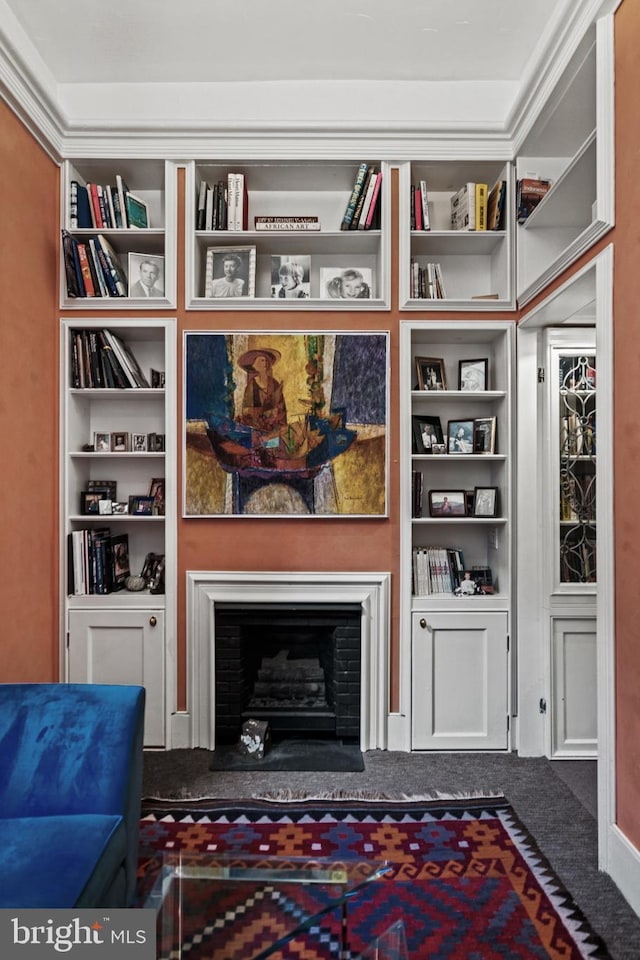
[340,163,382,230]
[450,182,488,230]
[410,260,446,299]
[196,173,248,231]
[516,177,551,224]
[69,175,148,230]
[68,529,129,596]
[412,546,466,596]
[62,230,128,299]
[410,181,431,230]
[70,328,150,389]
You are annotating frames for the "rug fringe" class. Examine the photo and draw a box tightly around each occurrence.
[252,788,506,803]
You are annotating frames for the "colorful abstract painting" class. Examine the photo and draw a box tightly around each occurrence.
[183,331,388,517]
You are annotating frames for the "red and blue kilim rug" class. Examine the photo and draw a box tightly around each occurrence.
[137,795,610,959]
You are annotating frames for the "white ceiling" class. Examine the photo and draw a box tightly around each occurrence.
[5,0,560,85]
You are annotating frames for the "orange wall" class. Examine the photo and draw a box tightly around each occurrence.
[0,100,59,680]
[612,0,640,850]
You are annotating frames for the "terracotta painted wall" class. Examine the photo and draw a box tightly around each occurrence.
[0,100,59,680]
[612,0,640,850]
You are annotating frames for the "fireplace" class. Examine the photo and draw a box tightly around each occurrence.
[215,603,361,743]
[186,572,390,750]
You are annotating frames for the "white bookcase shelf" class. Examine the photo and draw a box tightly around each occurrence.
[185,160,390,309]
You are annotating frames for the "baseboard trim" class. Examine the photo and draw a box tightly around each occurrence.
[169,711,191,749]
[607,824,640,917]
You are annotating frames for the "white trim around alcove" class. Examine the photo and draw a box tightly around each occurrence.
[185,570,391,752]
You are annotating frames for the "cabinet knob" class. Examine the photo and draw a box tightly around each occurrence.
[419,618,428,629]
[149,616,157,627]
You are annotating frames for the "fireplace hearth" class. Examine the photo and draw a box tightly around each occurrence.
[215,603,361,744]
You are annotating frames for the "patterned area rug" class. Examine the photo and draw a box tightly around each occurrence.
[137,796,610,959]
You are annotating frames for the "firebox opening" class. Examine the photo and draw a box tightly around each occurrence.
[214,602,362,746]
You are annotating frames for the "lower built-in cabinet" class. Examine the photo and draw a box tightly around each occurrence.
[67,607,165,747]
[411,611,509,750]
[551,616,597,757]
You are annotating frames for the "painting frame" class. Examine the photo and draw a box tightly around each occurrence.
[428,490,467,517]
[204,246,256,298]
[458,358,488,391]
[415,357,446,391]
[183,330,389,518]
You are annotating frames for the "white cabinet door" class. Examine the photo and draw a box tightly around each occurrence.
[411,611,509,750]
[551,617,597,758]
[68,609,165,747]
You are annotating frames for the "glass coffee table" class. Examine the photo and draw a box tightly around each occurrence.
[144,852,391,960]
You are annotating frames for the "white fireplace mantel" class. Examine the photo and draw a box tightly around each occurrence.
[186,571,391,751]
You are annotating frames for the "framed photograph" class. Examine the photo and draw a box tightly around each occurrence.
[271,255,311,299]
[474,416,497,454]
[184,331,388,518]
[432,443,447,455]
[320,266,372,299]
[88,480,117,499]
[147,433,165,452]
[447,419,474,454]
[110,432,129,452]
[459,358,488,392]
[456,570,484,595]
[132,433,148,452]
[205,246,256,298]
[149,477,165,515]
[128,253,164,298]
[80,491,106,514]
[128,495,155,516]
[151,369,165,388]
[412,415,443,454]
[93,432,111,452]
[415,357,446,391]
[111,533,130,590]
[473,486,499,517]
[428,490,467,517]
[111,501,129,515]
[98,499,113,515]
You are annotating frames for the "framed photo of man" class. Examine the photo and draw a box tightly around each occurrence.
[205,246,256,298]
[128,253,165,298]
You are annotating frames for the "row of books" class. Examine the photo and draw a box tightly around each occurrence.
[62,229,128,299]
[410,260,446,299]
[516,177,551,224]
[70,328,151,389]
[410,181,431,230]
[68,528,129,596]
[449,179,507,231]
[196,173,248,231]
[412,546,466,596]
[69,176,149,230]
[340,163,382,231]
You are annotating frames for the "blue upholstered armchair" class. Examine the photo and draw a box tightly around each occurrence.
[0,683,145,908]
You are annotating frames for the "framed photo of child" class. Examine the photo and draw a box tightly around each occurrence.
[271,255,310,298]
[320,266,372,300]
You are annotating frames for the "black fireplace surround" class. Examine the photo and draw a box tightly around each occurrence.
[214,603,361,744]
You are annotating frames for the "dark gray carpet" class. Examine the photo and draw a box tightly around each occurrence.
[209,739,364,772]
[142,749,640,960]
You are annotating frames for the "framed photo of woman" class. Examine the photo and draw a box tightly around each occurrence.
[415,357,446,391]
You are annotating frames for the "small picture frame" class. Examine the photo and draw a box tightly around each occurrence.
[412,415,444,454]
[459,358,488,392]
[98,499,113,515]
[473,486,499,517]
[432,443,447,455]
[447,419,474,454]
[110,432,129,452]
[151,369,165,388]
[271,255,311,299]
[148,433,165,452]
[205,246,256,298]
[415,357,446,391]
[129,495,155,516]
[80,491,106,514]
[128,253,164,298]
[93,432,111,452]
[111,501,129,515]
[132,433,148,452]
[319,266,373,299]
[111,534,130,589]
[88,480,117,499]
[428,490,467,517]
[473,417,497,454]
[149,477,165,516]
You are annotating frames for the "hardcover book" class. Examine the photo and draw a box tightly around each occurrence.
[124,192,149,229]
[254,216,320,231]
[517,178,552,223]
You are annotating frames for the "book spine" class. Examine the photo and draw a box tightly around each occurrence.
[96,235,127,296]
[254,222,321,230]
[97,184,110,228]
[364,173,382,229]
[350,166,374,230]
[76,243,96,297]
[419,181,431,230]
[69,180,78,228]
[414,186,423,231]
[115,174,129,228]
[62,230,81,298]
[340,162,369,230]
[197,178,208,230]
[227,173,238,230]
[475,183,488,230]
[86,183,101,228]
[105,185,117,229]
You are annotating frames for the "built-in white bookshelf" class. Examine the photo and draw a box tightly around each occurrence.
[185,160,390,309]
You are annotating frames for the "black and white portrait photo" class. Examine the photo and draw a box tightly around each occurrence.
[205,246,256,298]
[128,253,165,298]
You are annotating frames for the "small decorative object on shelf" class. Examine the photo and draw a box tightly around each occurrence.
[270,256,310,299]
[128,253,164,298]
[459,358,488,391]
[473,417,497,454]
[415,357,446,390]
[128,495,155,516]
[428,490,467,517]
[473,486,499,517]
[412,415,444,454]
[204,246,256,298]
[447,420,474,454]
[320,266,372,300]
